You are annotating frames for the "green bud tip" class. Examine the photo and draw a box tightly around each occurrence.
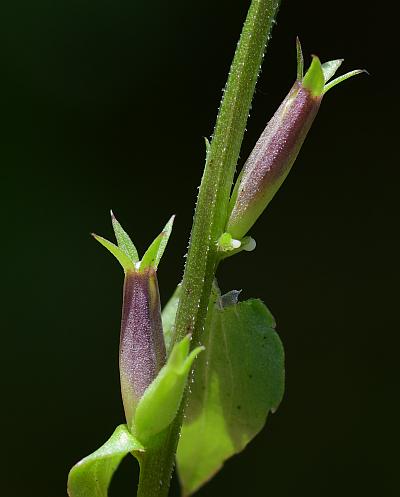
[298,39,366,96]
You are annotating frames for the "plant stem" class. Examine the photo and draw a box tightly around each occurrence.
[136,426,180,497]
[136,1,280,495]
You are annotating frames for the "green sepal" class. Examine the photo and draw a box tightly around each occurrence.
[94,214,175,272]
[300,46,365,96]
[323,69,366,94]
[133,335,204,444]
[140,215,175,271]
[111,211,139,263]
[302,55,325,96]
[92,234,135,273]
[67,424,144,497]
[176,291,284,496]
[296,36,304,80]
[161,285,182,355]
[321,59,343,83]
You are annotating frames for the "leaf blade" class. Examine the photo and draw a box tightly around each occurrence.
[176,295,285,496]
[67,424,144,497]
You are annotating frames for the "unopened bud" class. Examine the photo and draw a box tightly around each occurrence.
[93,213,174,426]
[120,267,166,426]
[226,40,365,240]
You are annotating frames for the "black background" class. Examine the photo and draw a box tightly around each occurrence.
[1,1,397,496]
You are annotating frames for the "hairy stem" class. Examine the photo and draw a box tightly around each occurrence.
[136,1,281,495]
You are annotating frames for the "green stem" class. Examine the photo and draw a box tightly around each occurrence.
[136,426,180,497]
[136,1,280,495]
[173,0,280,348]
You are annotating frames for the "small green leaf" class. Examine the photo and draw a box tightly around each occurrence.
[92,234,135,272]
[161,285,181,355]
[321,59,343,83]
[67,424,144,497]
[111,211,139,263]
[323,69,366,94]
[302,55,325,96]
[176,292,284,496]
[296,36,304,81]
[140,215,175,270]
[133,335,204,444]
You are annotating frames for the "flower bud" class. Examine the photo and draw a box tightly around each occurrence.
[226,42,364,240]
[93,214,174,426]
[119,266,166,426]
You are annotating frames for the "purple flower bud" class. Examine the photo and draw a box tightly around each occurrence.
[93,214,175,426]
[226,78,322,240]
[226,49,364,240]
[119,267,166,426]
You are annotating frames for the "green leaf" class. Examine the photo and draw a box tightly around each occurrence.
[111,211,139,263]
[67,424,144,497]
[302,55,325,96]
[323,69,366,94]
[176,293,285,496]
[321,59,343,83]
[92,234,135,273]
[133,335,204,444]
[161,285,181,355]
[140,215,175,271]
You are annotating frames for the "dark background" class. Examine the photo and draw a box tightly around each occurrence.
[1,1,397,496]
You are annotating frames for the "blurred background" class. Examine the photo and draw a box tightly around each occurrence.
[0,0,397,496]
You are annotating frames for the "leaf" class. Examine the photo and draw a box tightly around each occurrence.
[321,59,343,83]
[92,234,135,273]
[133,335,204,444]
[111,211,139,263]
[161,285,181,355]
[176,293,285,496]
[67,424,144,497]
[140,215,175,270]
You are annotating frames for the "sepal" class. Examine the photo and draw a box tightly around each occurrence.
[321,59,344,82]
[140,215,175,271]
[93,213,174,272]
[111,210,139,263]
[302,55,325,96]
[298,38,365,96]
[296,36,304,80]
[92,234,135,273]
[323,69,366,93]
